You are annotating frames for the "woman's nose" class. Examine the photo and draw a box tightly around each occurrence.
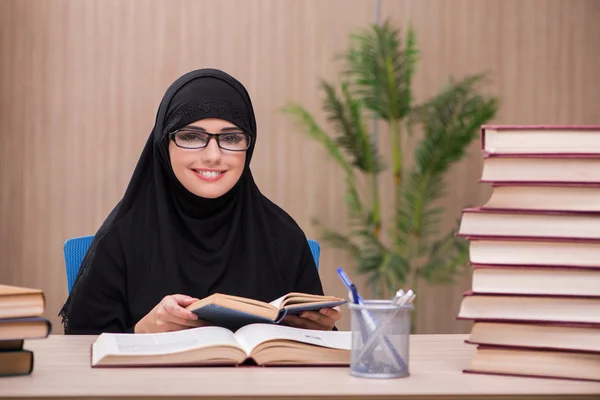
[200,137,222,164]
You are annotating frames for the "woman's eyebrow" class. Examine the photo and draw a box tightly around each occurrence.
[183,125,241,132]
[220,126,243,132]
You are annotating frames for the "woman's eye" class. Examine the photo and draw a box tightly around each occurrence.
[180,134,204,141]
[221,134,243,143]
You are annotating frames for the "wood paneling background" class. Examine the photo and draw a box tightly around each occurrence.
[1,0,599,334]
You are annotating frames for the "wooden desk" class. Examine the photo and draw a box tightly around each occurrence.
[0,334,599,399]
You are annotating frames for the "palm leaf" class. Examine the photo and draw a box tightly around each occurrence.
[319,227,362,260]
[342,19,418,121]
[397,74,498,248]
[341,83,386,174]
[420,227,470,283]
[395,169,445,253]
[386,252,411,287]
[280,103,352,175]
[321,81,384,173]
[412,74,499,176]
[400,25,418,125]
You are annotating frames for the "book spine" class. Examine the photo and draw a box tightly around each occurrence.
[470,263,600,271]
[479,124,600,131]
[462,369,600,383]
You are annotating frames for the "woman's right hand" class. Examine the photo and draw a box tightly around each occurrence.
[134,294,208,333]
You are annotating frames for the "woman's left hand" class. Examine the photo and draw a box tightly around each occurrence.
[282,307,341,330]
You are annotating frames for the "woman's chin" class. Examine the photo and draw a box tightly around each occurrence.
[189,185,232,199]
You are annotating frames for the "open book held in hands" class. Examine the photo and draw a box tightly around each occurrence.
[185,292,347,331]
[91,323,350,367]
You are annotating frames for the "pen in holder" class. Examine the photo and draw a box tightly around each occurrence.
[348,300,413,379]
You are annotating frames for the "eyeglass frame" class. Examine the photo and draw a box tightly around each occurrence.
[168,128,253,152]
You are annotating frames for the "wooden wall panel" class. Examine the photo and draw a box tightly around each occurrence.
[1,0,599,334]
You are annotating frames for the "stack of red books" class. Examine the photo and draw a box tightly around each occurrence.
[456,125,600,382]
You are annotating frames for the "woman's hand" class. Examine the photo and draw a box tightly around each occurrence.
[282,307,341,331]
[134,294,209,333]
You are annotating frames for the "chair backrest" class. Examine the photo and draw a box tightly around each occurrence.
[64,235,321,294]
[307,239,320,270]
[64,235,94,294]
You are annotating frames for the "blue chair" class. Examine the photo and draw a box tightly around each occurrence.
[64,235,321,294]
[307,239,320,270]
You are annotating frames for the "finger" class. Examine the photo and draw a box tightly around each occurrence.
[163,314,205,327]
[170,294,201,307]
[161,297,198,320]
[282,315,325,330]
[158,304,211,328]
[319,307,342,321]
[301,311,335,328]
[155,319,195,332]
[156,304,208,327]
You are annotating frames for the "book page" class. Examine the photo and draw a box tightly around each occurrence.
[268,294,289,309]
[188,293,275,312]
[92,326,242,365]
[233,323,351,355]
[269,292,342,308]
[268,293,321,308]
[0,284,43,296]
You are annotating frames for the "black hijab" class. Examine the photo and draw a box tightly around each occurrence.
[60,68,324,334]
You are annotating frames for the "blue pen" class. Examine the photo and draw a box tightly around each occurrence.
[336,268,376,330]
[349,284,359,305]
[337,268,353,291]
[339,270,372,345]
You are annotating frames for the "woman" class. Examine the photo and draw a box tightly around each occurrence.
[59,68,341,334]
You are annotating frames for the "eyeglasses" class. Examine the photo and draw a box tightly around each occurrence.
[169,128,252,151]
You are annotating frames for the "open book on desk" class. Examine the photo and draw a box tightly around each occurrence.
[91,323,350,367]
[185,292,347,331]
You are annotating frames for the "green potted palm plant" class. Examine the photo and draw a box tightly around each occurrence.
[282,20,499,330]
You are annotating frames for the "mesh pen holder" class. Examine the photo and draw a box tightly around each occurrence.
[348,300,412,379]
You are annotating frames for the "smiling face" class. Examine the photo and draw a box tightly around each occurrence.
[168,118,248,199]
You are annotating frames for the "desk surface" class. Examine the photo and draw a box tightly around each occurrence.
[1,334,599,400]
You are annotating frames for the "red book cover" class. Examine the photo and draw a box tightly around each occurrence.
[463,369,600,383]
[457,207,600,240]
[465,236,600,269]
[464,342,600,355]
[490,181,600,188]
[457,315,600,324]
[470,263,600,272]
[478,150,600,185]
[461,206,600,216]
[461,289,600,300]
[464,235,600,244]
[476,206,600,214]
[463,343,600,382]
[468,318,600,328]
[479,179,600,185]
[480,124,600,152]
[482,152,600,159]
[457,291,600,323]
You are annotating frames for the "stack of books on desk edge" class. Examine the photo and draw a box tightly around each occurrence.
[456,124,600,382]
[0,284,50,377]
